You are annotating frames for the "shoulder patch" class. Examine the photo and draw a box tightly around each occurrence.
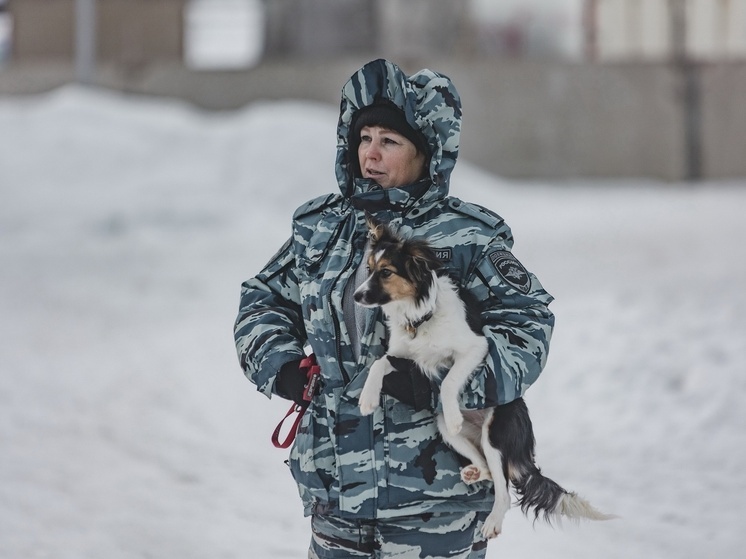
[447,198,504,228]
[488,250,531,294]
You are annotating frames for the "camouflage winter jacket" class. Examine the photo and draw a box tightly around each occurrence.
[234,59,555,519]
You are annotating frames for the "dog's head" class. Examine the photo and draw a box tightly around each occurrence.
[353,213,442,308]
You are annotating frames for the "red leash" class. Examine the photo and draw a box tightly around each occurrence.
[271,355,320,449]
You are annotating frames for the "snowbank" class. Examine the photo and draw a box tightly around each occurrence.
[1,86,744,558]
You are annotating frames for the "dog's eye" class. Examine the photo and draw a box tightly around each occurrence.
[380,268,393,278]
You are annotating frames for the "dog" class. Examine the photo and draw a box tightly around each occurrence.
[354,215,612,539]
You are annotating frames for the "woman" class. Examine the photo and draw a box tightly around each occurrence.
[234,59,554,558]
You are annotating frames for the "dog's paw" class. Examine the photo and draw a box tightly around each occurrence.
[358,388,380,416]
[359,398,379,415]
[461,465,481,484]
[461,464,491,484]
[481,512,504,539]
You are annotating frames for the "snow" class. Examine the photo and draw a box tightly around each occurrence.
[1,86,745,558]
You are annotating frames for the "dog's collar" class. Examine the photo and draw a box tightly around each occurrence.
[405,311,434,338]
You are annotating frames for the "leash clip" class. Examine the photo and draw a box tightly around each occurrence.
[301,357,321,403]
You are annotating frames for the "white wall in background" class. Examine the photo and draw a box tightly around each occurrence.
[184,0,264,70]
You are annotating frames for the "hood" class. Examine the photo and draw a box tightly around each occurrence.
[335,59,462,202]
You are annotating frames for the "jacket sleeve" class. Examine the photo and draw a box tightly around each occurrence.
[234,237,307,398]
[441,233,554,409]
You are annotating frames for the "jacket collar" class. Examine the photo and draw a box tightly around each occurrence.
[349,178,445,216]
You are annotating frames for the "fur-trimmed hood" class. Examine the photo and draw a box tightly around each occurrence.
[335,59,462,201]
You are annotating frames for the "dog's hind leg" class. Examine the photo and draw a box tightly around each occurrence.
[437,413,491,484]
[480,408,511,539]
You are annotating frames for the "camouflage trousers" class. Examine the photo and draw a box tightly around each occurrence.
[308,511,490,558]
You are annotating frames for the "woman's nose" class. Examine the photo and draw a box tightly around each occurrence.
[365,143,381,160]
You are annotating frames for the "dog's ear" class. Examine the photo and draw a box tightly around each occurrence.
[404,240,442,286]
[365,212,400,248]
[365,211,384,244]
[404,255,429,287]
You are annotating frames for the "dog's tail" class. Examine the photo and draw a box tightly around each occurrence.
[490,398,615,524]
[510,464,614,524]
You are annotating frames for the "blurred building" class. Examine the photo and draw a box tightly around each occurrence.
[2,0,745,181]
[193,0,468,62]
[8,0,185,68]
[468,0,582,59]
[263,0,375,58]
[585,0,746,61]
[6,0,746,66]
[185,0,263,69]
[4,0,552,66]
[0,0,10,64]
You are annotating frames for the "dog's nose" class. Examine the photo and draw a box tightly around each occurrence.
[353,291,363,303]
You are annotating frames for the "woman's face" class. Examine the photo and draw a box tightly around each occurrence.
[357,126,426,189]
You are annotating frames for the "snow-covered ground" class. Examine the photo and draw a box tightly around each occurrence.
[1,86,744,558]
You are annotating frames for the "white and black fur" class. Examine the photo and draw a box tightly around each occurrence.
[354,216,612,539]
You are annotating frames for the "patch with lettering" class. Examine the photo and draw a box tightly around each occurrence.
[433,248,452,263]
[488,250,531,294]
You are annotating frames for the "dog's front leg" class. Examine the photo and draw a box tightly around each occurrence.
[359,356,394,415]
[440,374,465,436]
[441,344,488,436]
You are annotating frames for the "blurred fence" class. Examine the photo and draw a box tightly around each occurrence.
[2,56,745,181]
[2,0,745,181]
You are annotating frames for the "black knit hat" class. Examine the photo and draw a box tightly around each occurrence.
[349,102,429,161]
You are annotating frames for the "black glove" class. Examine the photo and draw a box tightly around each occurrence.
[382,356,433,411]
[274,359,307,406]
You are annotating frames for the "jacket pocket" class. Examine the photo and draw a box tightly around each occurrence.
[294,212,348,276]
[288,399,337,509]
[385,402,484,501]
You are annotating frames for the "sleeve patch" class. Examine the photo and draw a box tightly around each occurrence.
[488,250,531,294]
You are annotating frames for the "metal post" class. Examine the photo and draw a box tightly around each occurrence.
[669,0,686,63]
[583,0,599,61]
[669,0,702,181]
[75,0,97,85]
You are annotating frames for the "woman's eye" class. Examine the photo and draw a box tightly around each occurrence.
[382,137,399,145]
[360,134,371,143]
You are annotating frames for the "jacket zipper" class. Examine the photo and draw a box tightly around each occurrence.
[327,215,353,385]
